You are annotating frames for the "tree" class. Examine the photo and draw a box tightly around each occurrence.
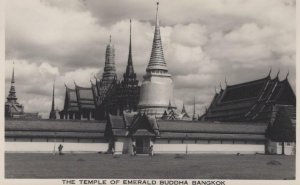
[265,106,295,155]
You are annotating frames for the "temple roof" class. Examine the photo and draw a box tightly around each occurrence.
[157,120,267,134]
[5,119,106,139]
[106,113,267,140]
[203,73,296,122]
[75,84,96,110]
[146,2,168,72]
[63,86,79,112]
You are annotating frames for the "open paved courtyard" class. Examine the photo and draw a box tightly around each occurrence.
[5,153,295,179]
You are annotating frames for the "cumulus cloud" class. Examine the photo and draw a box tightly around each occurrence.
[5,0,296,118]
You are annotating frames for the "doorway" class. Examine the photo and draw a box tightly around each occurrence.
[136,137,150,154]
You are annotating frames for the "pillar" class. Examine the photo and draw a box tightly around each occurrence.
[88,111,91,120]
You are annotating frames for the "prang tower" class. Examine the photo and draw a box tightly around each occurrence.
[138,2,176,115]
[101,36,117,85]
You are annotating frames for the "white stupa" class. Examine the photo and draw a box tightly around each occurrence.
[138,2,176,116]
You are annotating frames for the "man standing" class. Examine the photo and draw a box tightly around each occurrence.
[149,145,154,157]
[58,144,63,155]
[132,144,136,156]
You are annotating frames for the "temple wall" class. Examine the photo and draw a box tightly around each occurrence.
[267,141,295,155]
[5,142,108,153]
[114,137,132,154]
[153,143,265,154]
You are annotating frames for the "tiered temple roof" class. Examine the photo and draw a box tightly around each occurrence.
[75,84,96,110]
[62,86,79,112]
[202,72,296,122]
[106,113,267,141]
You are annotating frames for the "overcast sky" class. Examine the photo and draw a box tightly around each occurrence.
[5,0,296,118]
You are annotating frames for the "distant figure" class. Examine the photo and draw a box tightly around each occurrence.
[58,144,63,155]
[111,146,115,155]
[149,145,154,157]
[132,144,136,156]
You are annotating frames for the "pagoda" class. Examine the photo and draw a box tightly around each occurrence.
[101,35,117,85]
[104,20,140,115]
[138,2,176,116]
[5,63,24,118]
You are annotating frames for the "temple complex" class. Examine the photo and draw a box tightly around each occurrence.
[59,20,140,120]
[5,3,295,156]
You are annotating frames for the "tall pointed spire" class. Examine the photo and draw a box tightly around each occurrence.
[167,100,172,110]
[193,97,196,115]
[124,19,136,80]
[192,97,197,121]
[49,80,57,119]
[12,62,15,83]
[51,80,55,111]
[7,62,17,103]
[146,2,168,72]
[181,103,187,114]
[5,62,24,118]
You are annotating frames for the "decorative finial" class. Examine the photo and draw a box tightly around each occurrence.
[129,19,132,49]
[109,35,112,43]
[11,61,15,83]
[156,2,159,24]
[268,66,272,76]
[225,77,227,87]
[130,19,132,34]
[276,69,280,78]
[285,70,289,79]
[94,75,98,82]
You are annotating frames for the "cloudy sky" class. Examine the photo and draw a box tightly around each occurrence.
[5,0,296,118]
